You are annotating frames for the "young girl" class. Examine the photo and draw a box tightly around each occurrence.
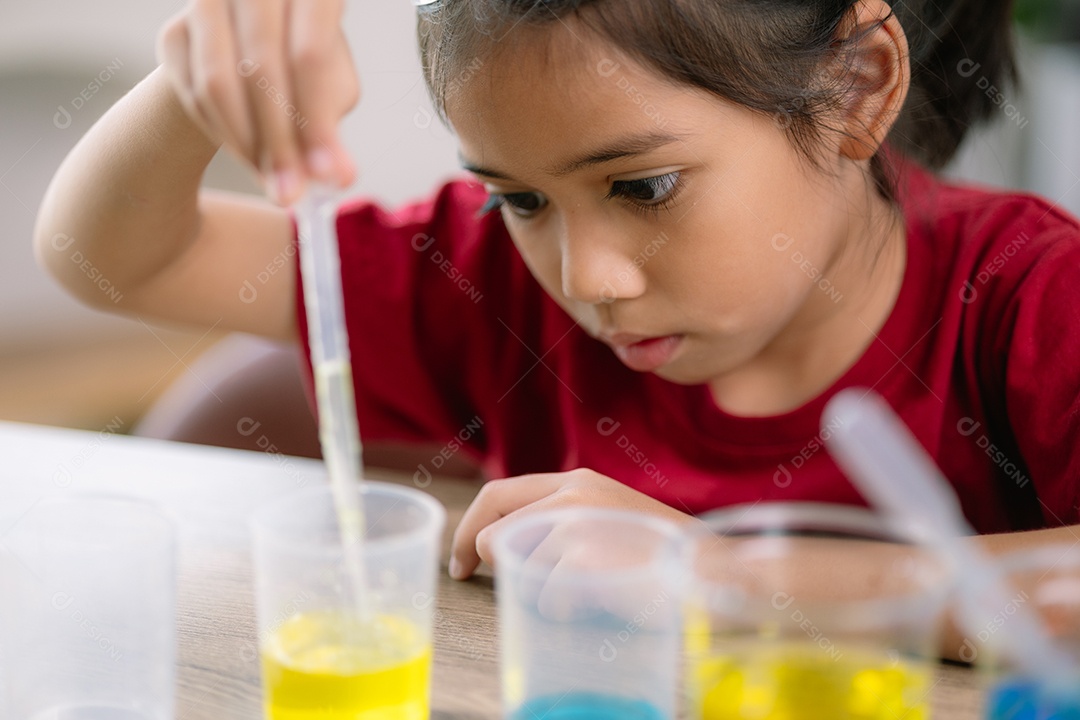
[36,0,1079,657]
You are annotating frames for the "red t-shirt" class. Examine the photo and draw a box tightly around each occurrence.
[296,163,1080,534]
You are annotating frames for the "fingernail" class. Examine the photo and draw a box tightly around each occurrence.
[449,557,465,580]
[307,148,336,181]
[273,169,301,205]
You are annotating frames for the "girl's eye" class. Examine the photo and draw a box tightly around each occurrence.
[608,172,682,206]
[480,191,548,218]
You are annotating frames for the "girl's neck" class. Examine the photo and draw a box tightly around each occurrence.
[708,178,908,417]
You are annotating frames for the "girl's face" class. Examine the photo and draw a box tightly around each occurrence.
[448,26,889,391]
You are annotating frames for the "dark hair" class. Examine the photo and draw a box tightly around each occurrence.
[417,0,1016,199]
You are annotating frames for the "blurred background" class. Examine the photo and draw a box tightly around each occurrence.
[0,0,1077,443]
[0,0,463,445]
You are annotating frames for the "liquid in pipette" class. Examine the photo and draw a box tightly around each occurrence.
[295,189,374,653]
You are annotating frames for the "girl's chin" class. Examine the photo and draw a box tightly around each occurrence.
[649,346,743,387]
[648,357,713,385]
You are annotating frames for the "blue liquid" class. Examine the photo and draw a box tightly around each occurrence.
[988,678,1080,720]
[511,692,665,720]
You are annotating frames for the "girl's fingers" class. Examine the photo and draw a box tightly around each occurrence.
[158,0,358,202]
[187,0,255,163]
[522,521,671,623]
[450,474,565,580]
[287,0,359,185]
[233,0,305,203]
[157,14,214,141]
[475,494,566,583]
[516,525,566,609]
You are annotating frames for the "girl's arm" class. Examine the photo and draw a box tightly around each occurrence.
[34,67,296,339]
[449,467,1078,664]
[938,525,1080,663]
[978,524,1080,556]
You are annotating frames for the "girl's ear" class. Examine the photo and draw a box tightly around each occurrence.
[835,0,910,161]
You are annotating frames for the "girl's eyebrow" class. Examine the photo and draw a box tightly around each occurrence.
[460,158,514,181]
[548,132,686,177]
[459,131,687,182]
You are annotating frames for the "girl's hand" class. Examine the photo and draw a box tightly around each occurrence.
[156,0,359,204]
[449,468,691,581]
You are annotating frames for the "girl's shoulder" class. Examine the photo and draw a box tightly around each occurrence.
[899,162,1080,297]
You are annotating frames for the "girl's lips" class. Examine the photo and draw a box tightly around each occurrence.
[611,334,683,372]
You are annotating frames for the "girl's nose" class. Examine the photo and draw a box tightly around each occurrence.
[560,229,647,305]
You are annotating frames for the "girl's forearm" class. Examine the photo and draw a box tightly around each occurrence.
[34,66,219,308]
[940,524,1080,663]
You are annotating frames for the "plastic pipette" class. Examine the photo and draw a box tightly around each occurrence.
[295,184,366,599]
[822,389,1073,678]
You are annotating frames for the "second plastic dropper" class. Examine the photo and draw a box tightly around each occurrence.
[823,388,1075,684]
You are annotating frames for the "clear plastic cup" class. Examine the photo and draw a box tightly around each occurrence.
[250,482,446,720]
[0,493,177,720]
[983,543,1080,719]
[684,502,951,720]
[492,508,685,720]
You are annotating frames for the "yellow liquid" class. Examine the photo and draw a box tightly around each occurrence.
[261,611,431,720]
[691,644,930,720]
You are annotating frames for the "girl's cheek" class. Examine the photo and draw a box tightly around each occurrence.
[510,232,564,290]
[523,239,560,274]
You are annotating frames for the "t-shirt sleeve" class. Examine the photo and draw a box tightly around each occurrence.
[295,180,511,464]
[989,207,1080,527]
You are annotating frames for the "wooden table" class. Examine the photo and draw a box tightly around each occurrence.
[0,421,984,718]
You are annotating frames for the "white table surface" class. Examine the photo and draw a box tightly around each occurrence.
[0,421,982,719]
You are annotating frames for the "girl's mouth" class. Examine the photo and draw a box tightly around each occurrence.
[609,334,684,372]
